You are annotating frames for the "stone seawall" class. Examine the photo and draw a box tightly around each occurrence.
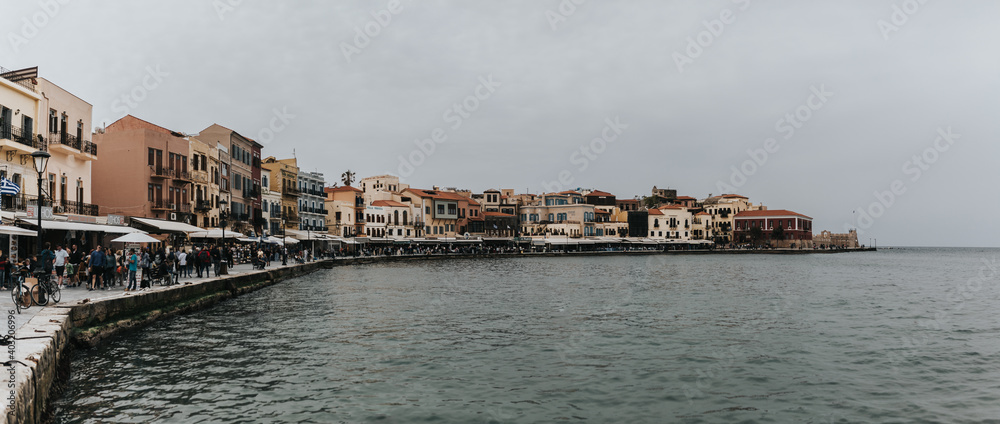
[4,260,327,424]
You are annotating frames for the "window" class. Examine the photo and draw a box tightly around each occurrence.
[48,109,57,133]
[148,148,155,166]
[148,184,154,201]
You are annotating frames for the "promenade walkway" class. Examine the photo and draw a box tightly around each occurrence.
[3,261,289,332]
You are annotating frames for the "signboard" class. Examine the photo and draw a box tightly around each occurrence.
[9,235,17,262]
[66,214,98,224]
[107,214,126,226]
[25,205,53,220]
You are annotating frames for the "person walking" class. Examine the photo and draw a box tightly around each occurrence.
[104,248,117,289]
[211,244,221,277]
[125,248,138,292]
[88,246,106,291]
[67,244,82,287]
[54,245,69,288]
[40,242,55,281]
[177,249,188,279]
[140,248,152,290]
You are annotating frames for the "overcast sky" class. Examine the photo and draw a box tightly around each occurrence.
[3,0,998,247]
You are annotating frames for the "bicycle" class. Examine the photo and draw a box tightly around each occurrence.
[31,270,59,306]
[9,268,33,314]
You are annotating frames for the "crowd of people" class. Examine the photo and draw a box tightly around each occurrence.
[0,241,321,293]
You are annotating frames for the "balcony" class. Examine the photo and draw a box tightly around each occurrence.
[1,126,47,153]
[191,170,210,184]
[282,186,300,197]
[55,199,99,216]
[47,132,97,160]
[151,201,170,210]
[194,200,212,212]
[0,65,36,93]
[150,166,171,179]
[172,170,192,183]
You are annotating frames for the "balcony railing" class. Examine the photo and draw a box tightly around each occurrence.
[56,199,99,216]
[194,200,212,212]
[150,167,171,178]
[1,126,46,150]
[0,66,35,92]
[49,132,83,151]
[173,170,191,182]
[151,200,169,210]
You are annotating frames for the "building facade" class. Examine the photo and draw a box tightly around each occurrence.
[733,209,814,248]
[92,115,192,222]
[298,170,326,231]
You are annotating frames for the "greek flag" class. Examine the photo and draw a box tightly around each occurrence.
[0,178,20,196]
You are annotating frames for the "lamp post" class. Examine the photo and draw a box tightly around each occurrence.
[218,199,228,275]
[31,150,50,252]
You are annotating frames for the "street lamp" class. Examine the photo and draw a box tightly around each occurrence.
[219,199,228,274]
[31,150,50,251]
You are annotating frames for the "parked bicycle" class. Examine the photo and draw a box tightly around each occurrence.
[30,269,60,306]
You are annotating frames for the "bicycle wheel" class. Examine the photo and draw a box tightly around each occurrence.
[30,283,48,307]
[12,283,31,312]
[48,282,61,304]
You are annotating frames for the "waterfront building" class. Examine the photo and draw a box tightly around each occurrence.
[325,185,364,237]
[186,135,218,228]
[733,209,814,248]
[647,205,693,240]
[519,191,597,237]
[261,157,300,231]
[691,211,713,240]
[359,174,408,204]
[197,124,261,235]
[616,198,640,212]
[298,170,326,232]
[0,66,58,211]
[92,115,193,222]
[483,211,517,237]
[402,187,478,238]
[36,77,98,216]
[261,168,283,237]
[813,229,859,249]
[702,194,763,245]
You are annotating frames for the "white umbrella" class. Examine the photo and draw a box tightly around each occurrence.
[111,233,162,244]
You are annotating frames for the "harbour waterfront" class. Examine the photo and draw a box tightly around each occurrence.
[53,248,1000,422]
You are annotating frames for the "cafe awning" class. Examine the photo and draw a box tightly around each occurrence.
[17,219,146,234]
[130,217,206,233]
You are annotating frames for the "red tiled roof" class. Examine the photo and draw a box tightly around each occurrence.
[326,186,362,193]
[734,209,812,219]
[676,196,696,200]
[659,205,685,210]
[696,212,710,216]
[587,190,615,197]
[648,209,664,215]
[405,188,469,202]
[371,200,407,207]
[483,211,515,217]
[595,209,611,214]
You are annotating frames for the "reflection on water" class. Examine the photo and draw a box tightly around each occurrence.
[53,249,1000,423]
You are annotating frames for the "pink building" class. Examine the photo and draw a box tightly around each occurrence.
[92,115,193,222]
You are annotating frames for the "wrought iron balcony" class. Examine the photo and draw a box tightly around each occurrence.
[194,200,212,212]
[1,126,46,151]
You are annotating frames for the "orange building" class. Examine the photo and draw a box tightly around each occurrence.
[92,115,193,222]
